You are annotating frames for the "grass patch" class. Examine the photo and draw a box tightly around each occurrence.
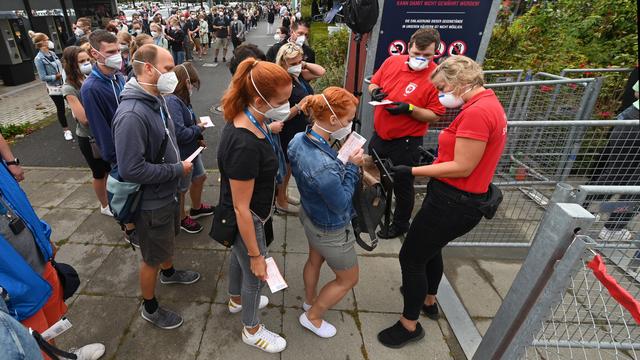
[1,113,57,142]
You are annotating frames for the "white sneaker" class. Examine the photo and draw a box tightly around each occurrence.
[299,312,336,338]
[63,130,73,141]
[599,228,633,242]
[228,295,269,314]
[67,343,105,360]
[242,324,287,353]
[100,205,113,217]
[302,302,312,312]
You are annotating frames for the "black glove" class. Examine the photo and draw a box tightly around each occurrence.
[371,87,388,102]
[390,165,412,177]
[385,102,413,115]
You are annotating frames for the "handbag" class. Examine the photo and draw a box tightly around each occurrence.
[209,204,238,248]
[50,260,80,301]
[352,180,387,251]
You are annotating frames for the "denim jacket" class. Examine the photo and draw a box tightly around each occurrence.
[34,51,64,86]
[288,130,360,231]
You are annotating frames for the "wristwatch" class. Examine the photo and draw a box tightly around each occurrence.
[5,158,19,166]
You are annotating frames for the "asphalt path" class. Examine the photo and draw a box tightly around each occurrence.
[12,21,276,169]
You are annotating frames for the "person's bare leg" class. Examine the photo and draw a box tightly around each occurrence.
[214,47,220,59]
[303,246,325,305]
[276,165,291,208]
[307,265,359,328]
[425,294,436,306]
[179,191,187,220]
[222,46,228,59]
[140,262,160,300]
[189,174,206,210]
[94,176,108,208]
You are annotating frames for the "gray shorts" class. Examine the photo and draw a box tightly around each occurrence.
[299,208,358,271]
[215,37,229,49]
[178,155,206,192]
[135,200,180,266]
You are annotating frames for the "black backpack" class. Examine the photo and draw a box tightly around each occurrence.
[342,0,379,34]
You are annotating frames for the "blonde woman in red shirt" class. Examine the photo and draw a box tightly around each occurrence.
[378,55,507,348]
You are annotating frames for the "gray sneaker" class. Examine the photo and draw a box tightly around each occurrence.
[160,270,201,285]
[141,306,183,329]
[124,230,139,249]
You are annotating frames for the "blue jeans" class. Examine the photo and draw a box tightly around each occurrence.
[228,214,268,327]
[0,297,41,359]
[172,50,185,65]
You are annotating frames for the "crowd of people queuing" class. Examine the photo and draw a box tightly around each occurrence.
[1,1,528,358]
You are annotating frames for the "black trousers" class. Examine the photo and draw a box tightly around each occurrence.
[368,132,422,231]
[50,95,67,128]
[400,179,484,320]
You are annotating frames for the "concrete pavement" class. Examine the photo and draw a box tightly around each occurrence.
[17,166,529,360]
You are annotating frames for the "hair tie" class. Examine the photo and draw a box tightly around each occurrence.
[252,60,259,68]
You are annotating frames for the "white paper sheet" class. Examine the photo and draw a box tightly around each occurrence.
[368,100,393,106]
[199,116,214,128]
[186,146,205,163]
[265,257,288,293]
[337,132,367,164]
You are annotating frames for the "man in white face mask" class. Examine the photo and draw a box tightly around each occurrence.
[112,45,200,331]
[266,21,316,64]
[366,28,446,239]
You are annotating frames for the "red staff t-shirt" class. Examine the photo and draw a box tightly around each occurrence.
[370,55,445,140]
[434,89,507,194]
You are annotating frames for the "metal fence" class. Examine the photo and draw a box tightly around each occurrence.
[472,189,640,359]
[434,119,640,248]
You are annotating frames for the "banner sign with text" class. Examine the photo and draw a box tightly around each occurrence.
[373,1,495,70]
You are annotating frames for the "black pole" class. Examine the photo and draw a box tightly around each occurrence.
[352,33,362,132]
[59,0,73,36]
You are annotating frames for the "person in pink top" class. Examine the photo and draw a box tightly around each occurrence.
[378,55,508,348]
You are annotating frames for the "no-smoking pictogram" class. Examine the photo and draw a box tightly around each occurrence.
[388,40,407,56]
[448,40,468,56]
[434,41,446,59]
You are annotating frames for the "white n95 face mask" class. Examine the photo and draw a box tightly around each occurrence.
[47,40,55,50]
[94,47,123,70]
[317,93,352,141]
[438,86,475,108]
[408,56,429,71]
[274,33,282,41]
[288,64,302,77]
[249,70,291,121]
[295,35,306,47]
[79,62,93,75]
[156,71,179,94]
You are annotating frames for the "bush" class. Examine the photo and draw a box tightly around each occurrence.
[309,27,351,92]
[0,123,34,140]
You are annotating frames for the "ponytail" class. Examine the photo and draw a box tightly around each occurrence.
[302,87,359,124]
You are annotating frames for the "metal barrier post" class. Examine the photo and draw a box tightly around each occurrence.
[472,203,595,360]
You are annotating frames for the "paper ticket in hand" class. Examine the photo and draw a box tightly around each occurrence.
[337,132,367,164]
[41,317,72,341]
[186,146,205,163]
[265,257,288,293]
[368,100,393,106]
[199,116,214,128]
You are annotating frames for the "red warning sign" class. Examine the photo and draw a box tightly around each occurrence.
[388,40,406,56]
[434,41,446,59]
[448,40,468,56]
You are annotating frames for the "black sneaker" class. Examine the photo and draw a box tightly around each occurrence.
[141,305,183,329]
[376,223,406,239]
[180,216,203,234]
[124,230,140,249]
[377,321,425,348]
[160,269,201,285]
[222,57,226,62]
[399,286,440,320]
[189,204,215,219]
[214,58,218,63]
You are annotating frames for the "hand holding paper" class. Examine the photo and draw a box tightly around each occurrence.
[265,257,288,293]
[338,132,367,164]
[186,146,205,163]
[199,116,214,128]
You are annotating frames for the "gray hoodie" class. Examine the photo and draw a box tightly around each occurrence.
[112,78,183,210]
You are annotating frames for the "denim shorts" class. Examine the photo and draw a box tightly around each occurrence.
[299,207,357,271]
[178,155,206,192]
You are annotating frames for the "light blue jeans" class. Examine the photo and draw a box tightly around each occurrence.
[228,214,268,327]
[0,296,42,359]
[172,50,185,65]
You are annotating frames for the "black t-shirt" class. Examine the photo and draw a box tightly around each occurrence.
[213,16,230,38]
[282,16,291,28]
[167,27,185,51]
[186,19,199,38]
[218,123,278,219]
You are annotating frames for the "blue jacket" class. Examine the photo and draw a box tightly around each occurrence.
[0,163,53,321]
[34,50,64,86]
[288,130,360,231]
[80,66,125,164]
[164,94,203,160]
[112,78,183,211]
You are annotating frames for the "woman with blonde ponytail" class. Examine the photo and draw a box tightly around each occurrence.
[30,31,71,141]
[288,86,362,339]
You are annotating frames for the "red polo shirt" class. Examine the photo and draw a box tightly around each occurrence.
[434,89,507,194]
[371,55,445,140]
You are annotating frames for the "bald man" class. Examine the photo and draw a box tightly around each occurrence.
[112,44,199,330]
